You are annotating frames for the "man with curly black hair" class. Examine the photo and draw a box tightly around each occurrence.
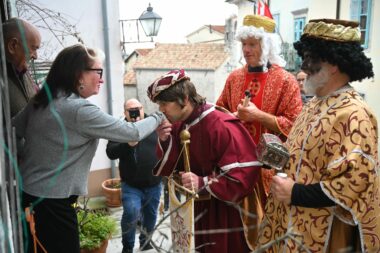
[257,19,379,252]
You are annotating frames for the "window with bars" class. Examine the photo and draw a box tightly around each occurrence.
[350,0,372,48]
[294,17,305,42]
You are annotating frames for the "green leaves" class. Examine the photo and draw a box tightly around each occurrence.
[77,209,117,250]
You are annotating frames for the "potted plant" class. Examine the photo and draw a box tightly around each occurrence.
[101,178,122,207]
[77,206,117,253]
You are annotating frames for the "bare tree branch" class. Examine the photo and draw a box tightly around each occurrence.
[15,0,84,61]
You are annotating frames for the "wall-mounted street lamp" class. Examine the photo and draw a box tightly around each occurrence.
[120,3,162,52]
[139,3,162,37]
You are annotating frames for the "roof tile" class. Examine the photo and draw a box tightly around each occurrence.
[133,43,228,70]
[123,71,136,86]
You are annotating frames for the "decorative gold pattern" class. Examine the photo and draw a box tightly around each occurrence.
[303,19,360,42]
[243,15,276,33]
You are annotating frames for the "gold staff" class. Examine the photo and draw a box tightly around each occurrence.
[174,129,198,199]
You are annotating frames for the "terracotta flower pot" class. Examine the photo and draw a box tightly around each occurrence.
[101,178,122,207]
[80,239,109,253]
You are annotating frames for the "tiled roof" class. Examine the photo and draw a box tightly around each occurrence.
[210,25,225,34]
[123,70,136,86]
[186,25,225,38]
[133,43,229,70]
[135,48,152,56]
[124,48,152,63]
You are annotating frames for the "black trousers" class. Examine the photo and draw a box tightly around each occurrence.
[22,192,79,253]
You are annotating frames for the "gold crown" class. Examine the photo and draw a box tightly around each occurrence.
[303,19,360,42]
[243,15,276,33]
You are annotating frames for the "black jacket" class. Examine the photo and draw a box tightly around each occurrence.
[106,118,161,188]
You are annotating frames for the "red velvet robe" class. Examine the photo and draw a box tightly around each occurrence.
[154,103,261,253]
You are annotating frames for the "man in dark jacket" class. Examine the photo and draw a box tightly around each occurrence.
[2,18,41,253]
[106,98,162,253]
[2,17,41,117]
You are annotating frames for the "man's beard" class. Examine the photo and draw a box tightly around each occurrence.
[304,65,330,95]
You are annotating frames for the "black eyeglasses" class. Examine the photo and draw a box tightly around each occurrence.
[85,68,103,79]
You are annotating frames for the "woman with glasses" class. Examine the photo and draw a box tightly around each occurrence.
[12,44,165,253]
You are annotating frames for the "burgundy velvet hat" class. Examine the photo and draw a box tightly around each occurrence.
[147,69,190,101]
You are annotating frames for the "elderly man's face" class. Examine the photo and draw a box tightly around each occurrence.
[241,37,262,67]
[124,99,144,122]
[10,25,41,73]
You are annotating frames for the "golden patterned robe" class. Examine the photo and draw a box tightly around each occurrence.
[257,87,380,252]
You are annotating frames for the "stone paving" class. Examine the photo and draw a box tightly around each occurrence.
[106,206,173,253]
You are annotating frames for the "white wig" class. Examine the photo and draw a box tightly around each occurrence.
[235,26,286,67]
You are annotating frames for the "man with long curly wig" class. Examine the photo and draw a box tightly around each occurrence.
[257,18,379,252]
[216,15,303,249]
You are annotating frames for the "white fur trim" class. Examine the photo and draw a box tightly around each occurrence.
[220,161,262,172]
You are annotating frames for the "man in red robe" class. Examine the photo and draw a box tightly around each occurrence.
[147,69,261,253]
[216,15,303,248]
[217,14,302,200]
